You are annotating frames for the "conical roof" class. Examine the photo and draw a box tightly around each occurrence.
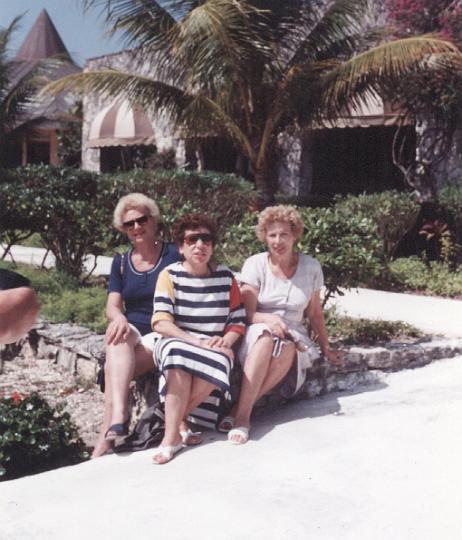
[15,9,72,62]
[8,9,81,128]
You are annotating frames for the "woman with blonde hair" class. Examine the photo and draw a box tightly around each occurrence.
[92,193,181,458]
[224,205,344,444]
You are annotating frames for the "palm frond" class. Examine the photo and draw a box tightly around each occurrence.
[320,35,461,115]
[180,94,255,159]
[171,0,271,91]
[41,69,192,120]
[282,0,368,69]
[80,0,177,46]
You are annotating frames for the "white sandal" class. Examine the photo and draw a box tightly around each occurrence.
[180,429,203,446]
[228,426,249,445]
[152,443,184,464]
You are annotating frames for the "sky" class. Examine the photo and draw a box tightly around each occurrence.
[0,0,123,66]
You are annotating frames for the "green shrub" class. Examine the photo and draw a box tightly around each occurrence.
[1,166,255,280]
[0,262,107,331]
[109,168,256,235]
[334,190,420,261]
[297,206,383,302]
[41,287,107,333]
[388,257,462,297]
[325,308,423,344]
[218,207,383,302]
[0,166,113,279]
[438,178,462,250]
[216,212,262,270]
[0,392,88,481]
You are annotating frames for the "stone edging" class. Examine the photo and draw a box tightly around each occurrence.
[0,322,104,380]
[300,338,462,400]
[2,323,461,400]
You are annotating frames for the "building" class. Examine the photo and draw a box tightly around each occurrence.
[4,9,81,167]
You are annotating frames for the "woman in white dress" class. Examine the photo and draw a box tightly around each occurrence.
[226,205,344,444]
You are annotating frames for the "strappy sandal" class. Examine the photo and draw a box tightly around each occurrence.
[105,421,129,441]
[180,429,203,446]
[152,443,184,465]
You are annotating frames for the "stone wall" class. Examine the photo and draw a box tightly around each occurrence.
[3,322,462,408]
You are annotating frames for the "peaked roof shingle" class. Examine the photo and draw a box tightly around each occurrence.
[15,8,73,62]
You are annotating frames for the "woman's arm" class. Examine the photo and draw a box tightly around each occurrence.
[306,290,344,366]
[152,319,203,346]
[241,283,288,338]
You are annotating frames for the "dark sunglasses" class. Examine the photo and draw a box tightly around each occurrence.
[183,233,214,246]
[122,215,149,229]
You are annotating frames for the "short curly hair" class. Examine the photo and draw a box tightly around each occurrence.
[256,205,304,242]
[173,213,218,246]
[113,193,160,232]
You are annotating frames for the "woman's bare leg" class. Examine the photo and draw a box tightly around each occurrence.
[255,342,295,400]
[185,377,217,414]
[91,331,155,458]
[153,369,192,463]
[230,341,295,444]
[232,334,274,429]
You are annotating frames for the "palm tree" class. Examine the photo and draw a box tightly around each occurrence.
[46,0,460,204]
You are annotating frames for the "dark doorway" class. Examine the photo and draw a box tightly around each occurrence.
[311,126,415,197]
[28,141,50,165]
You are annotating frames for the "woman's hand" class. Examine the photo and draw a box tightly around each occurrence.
[200,336,235,360]
[204,335,226,348]
[324,348,346,367]
[265,314,289,339]
[106,314,130,345]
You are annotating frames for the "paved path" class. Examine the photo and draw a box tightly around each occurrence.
[2,356,462,540]
[2,245,113,276]
[330,287,462,338]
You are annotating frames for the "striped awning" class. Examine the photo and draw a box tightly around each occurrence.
[87,100,156,147]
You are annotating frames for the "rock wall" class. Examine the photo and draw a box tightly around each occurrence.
[3,322,462,413]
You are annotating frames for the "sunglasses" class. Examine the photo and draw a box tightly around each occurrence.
[122,215,149,229]
[183,233,214,246]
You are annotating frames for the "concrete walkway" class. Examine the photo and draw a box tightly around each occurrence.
[329,287,462,338]
[2,356,462,540]
[1,244,113,276]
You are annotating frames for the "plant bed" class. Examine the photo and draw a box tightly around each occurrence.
[325,309,426,346]
[0,391,89,481]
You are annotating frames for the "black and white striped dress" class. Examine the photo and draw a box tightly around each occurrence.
[152,262,246,428]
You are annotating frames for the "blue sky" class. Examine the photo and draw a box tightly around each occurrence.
[0,0,122,65]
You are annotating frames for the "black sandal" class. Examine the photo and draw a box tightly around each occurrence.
[105,422,129,441]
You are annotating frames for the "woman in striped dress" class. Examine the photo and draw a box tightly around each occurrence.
[151,213,246,464]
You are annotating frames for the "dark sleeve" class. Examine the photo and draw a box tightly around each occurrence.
[108,254,123,293]
[0,269,31,290]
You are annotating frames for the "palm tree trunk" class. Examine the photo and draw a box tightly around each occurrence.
[253,161,275,209]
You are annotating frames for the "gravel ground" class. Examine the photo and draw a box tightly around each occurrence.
[0,355,105,449]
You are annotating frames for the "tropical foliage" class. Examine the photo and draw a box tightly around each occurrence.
[385,0,462,46]
[0,392,88,481]
[44,0,460,204]
[384,0,462,199]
